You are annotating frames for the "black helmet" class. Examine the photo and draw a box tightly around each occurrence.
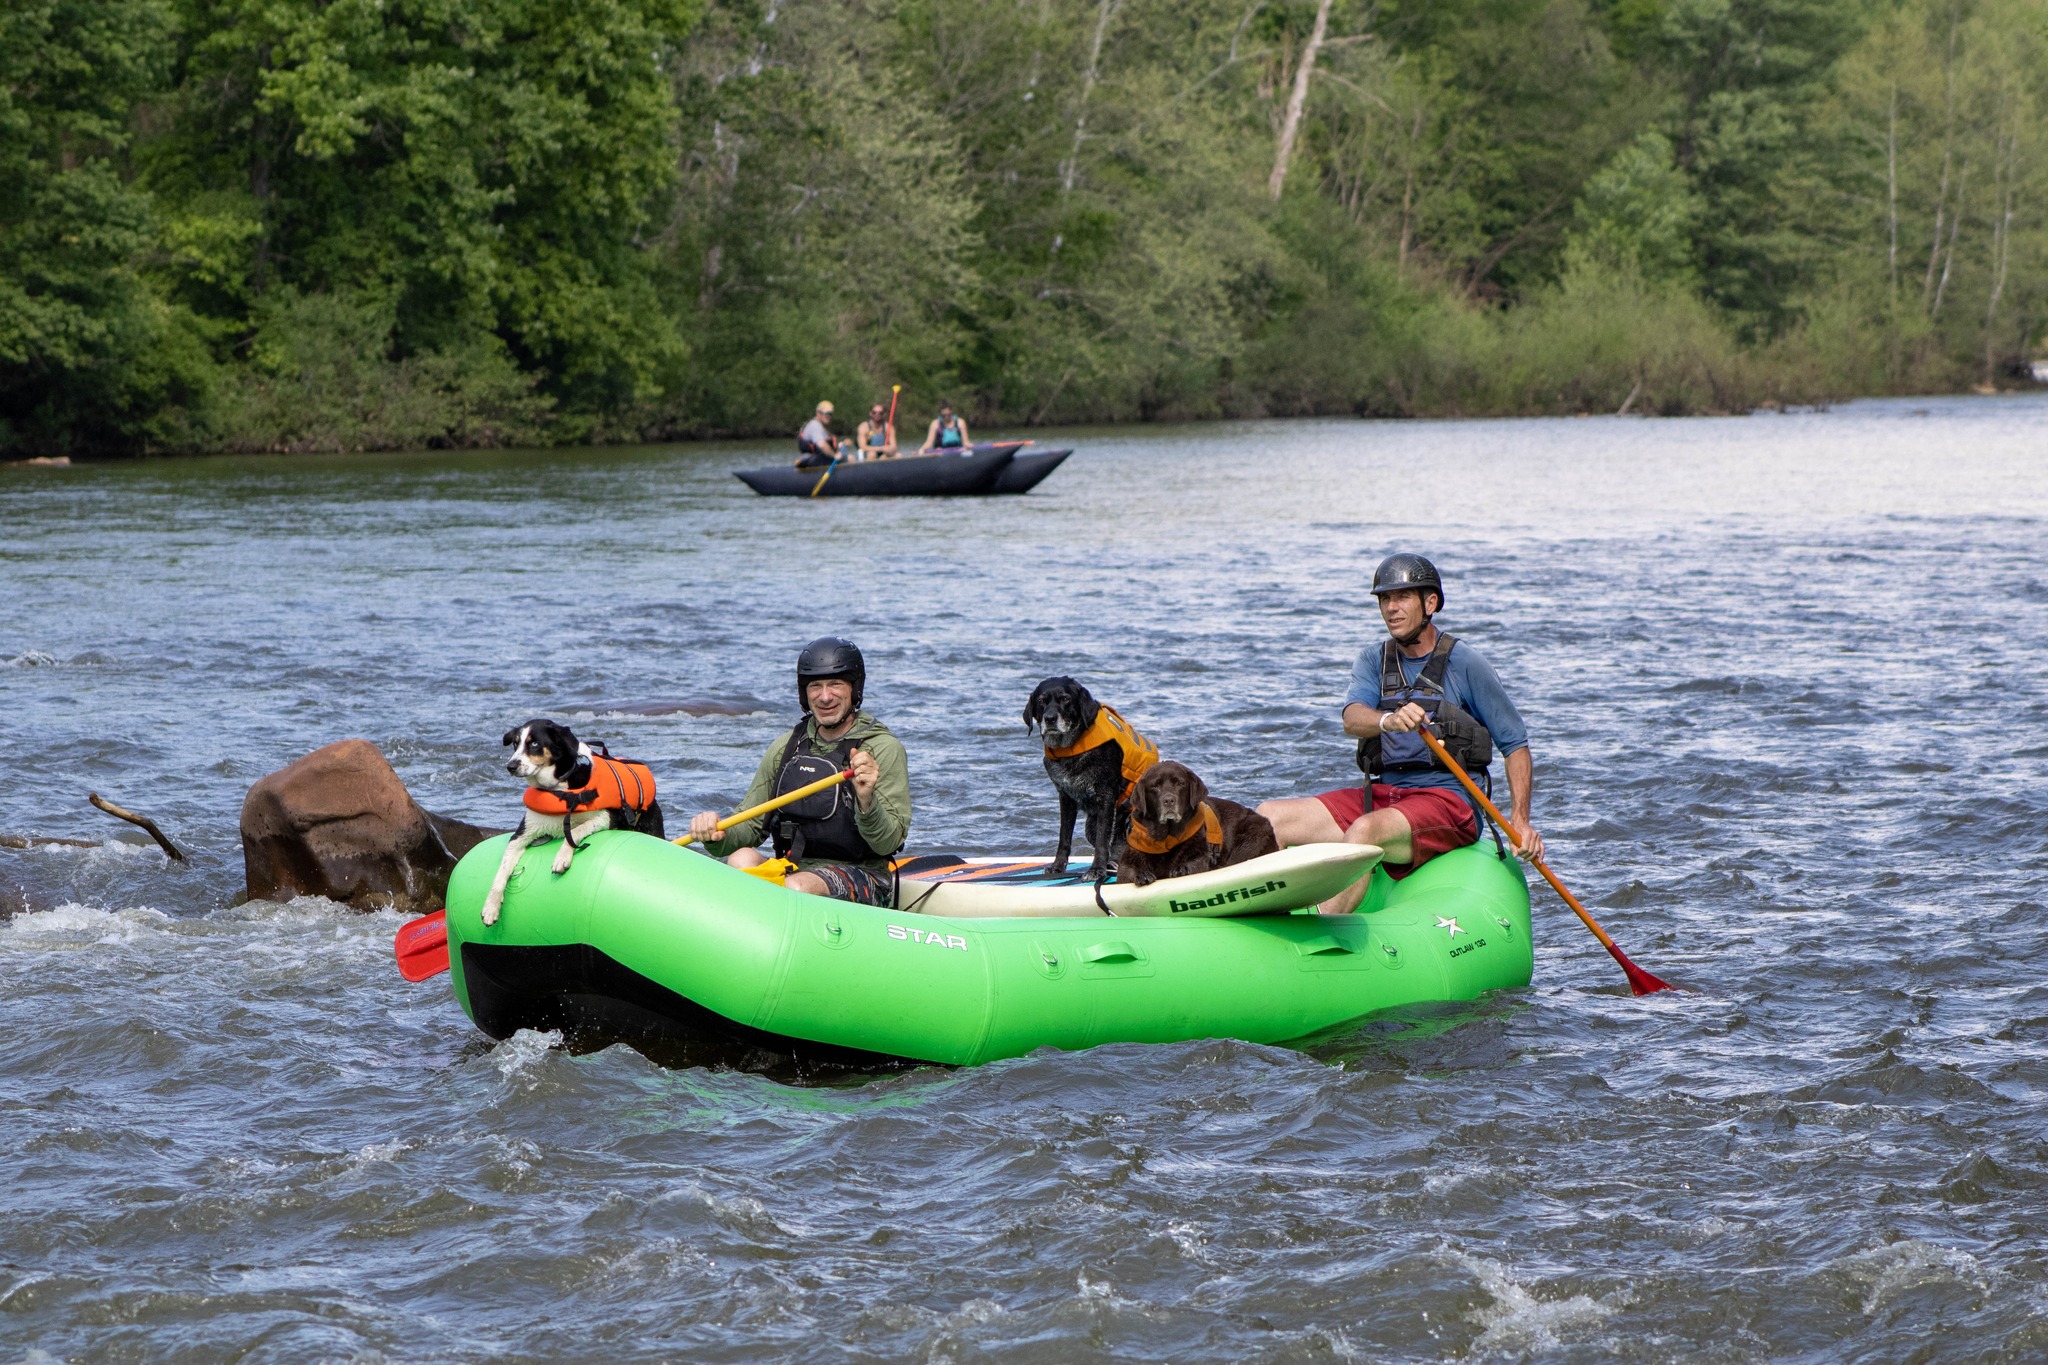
[796,636,865,712]
[1371,553,1444,610]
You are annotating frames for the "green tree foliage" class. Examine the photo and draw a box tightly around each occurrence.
[659,0,981,432]
[150,0,703,446]
[1565,130,1701,283]
[0,0,208,452]
[2,0,2044,453]
[1814,0,2048,385]
[1628,0,1867,327]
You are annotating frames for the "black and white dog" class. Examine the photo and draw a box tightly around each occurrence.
[1023,676,1157,878]
[481,719,663,926]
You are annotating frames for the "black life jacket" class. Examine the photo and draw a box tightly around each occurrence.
[1354,633,1494,779]
[770,718,871,864]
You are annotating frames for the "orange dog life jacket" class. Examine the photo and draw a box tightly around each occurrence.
[1123,802,1222,856]
[1043,704,1159,801]
[523,754,658,816]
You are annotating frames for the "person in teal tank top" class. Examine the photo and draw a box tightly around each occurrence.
[856,402,897,460]
[919,401,970,453]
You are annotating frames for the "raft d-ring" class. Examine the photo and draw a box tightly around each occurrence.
[812,908,850,949]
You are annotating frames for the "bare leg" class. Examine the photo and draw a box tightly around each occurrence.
[1317,808,1414,915]
[1256,796,1345,846]
[726,847,767,869]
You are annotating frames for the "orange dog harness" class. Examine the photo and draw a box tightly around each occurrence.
[1123,802,1222,855]
[523,754,658,816]
[1044,704,1159,800]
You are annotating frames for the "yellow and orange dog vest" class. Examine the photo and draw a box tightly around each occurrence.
[1044,705,1159,802]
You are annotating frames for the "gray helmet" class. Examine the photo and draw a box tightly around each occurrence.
[1371,553,1444,610]
[796,636,865,712]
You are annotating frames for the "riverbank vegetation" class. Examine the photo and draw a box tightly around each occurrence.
[4,0,2044,454]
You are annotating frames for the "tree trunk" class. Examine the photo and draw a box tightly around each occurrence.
[1886,82,1900,379]
[1932,165,1965,319]
[1268,0,1334,201]
[1398,168,1413,275]
[1059,0,1122,199]
[1983,105,2018,384]
[1923,3,1962,311]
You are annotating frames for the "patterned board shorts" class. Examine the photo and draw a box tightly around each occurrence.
[808,862,895,906]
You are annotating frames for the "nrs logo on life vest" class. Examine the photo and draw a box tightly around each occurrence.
[1167,878,1288,914]
[887,924,970,951]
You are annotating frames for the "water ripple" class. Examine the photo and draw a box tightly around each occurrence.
[4,397,2048,1360]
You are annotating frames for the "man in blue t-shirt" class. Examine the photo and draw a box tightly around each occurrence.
[1258,553,1543,913]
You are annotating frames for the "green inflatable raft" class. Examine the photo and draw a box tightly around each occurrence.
[440,831,1533,1067]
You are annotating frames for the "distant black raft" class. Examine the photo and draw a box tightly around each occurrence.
[733,442,1073,497]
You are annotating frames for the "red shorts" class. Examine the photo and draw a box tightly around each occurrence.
[1315,784,1477,878]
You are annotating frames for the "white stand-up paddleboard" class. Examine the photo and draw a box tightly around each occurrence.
[896,843,1382,918]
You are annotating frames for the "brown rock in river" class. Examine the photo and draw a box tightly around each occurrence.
[240,740,498,912]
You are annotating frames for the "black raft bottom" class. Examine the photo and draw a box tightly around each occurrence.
[459,941,918,1078]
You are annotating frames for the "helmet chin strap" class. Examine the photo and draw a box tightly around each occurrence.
[1391,614,1434,649]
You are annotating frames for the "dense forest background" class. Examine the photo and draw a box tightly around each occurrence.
[3,0,2043,455]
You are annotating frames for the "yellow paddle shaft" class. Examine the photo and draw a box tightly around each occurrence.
[672,767,853,846]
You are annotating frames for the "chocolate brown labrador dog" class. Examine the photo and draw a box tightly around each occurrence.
[1116,760,1278,887]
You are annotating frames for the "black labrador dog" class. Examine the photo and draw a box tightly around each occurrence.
[1023,676,1159,877]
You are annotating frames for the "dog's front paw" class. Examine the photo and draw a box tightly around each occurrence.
[551,844,575,875]
[481,898,502,926]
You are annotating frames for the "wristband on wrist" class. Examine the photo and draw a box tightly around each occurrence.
[1377,712,1392,734]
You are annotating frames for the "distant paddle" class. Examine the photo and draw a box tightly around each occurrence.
[390,767,857,983]
[808,450,842,497]
[1417,727,1675,996]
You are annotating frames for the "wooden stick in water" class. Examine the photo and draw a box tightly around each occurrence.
[88,793,188,862]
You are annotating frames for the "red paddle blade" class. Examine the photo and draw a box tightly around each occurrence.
[1603,941,1675,995]
[394,909,450,982]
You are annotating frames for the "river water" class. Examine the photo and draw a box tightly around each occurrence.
[4,397,2047,1362]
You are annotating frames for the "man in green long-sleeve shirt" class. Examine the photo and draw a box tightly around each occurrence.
[687,638,911,905]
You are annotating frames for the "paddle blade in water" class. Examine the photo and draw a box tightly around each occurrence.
[1607,944,1676,995]
[395,909,450,981]
[1414,728,1679,997]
